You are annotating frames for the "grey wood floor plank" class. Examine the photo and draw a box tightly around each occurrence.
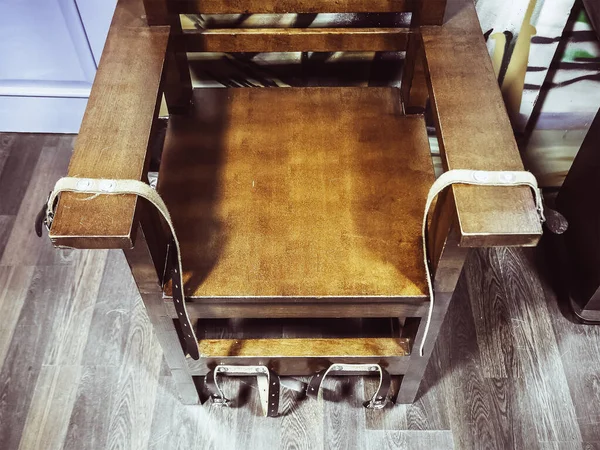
[0,133,15,177]
[363,430,454,450]
[538,248,600,444]
[0,134,45,216]
[322,376,366,450]
[467,248,520,379]
[0,265,34,368]
[279,379,321,450]
[0,216,15,262]
[17,365,82,450]
[0,136,73,267]
[80,250,137,367]
[0,265,77,450]
[64,365,121,450]
[43,250,108,366]
[105,295,163,450]
[538,442,585,450]
[499,247,582,444]
[440,257,515,450]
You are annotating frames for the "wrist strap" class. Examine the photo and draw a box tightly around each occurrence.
[419,169,544,357]
[44,177,199,360]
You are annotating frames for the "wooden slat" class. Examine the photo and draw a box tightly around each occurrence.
[198,337,411,357]
[183,28,410,53]
[172,0,414,14]
[165,300,429,319]
[49,0,169,249]
[421,0,542,247]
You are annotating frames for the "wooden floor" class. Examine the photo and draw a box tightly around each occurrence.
[1,133,599,449]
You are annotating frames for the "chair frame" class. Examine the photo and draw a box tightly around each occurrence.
[48,0,542,405]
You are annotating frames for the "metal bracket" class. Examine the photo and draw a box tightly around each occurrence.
[204,365,281,417]
[307,363,392,409]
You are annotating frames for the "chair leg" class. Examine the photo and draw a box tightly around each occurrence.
[124,224,200,405]
[396,292,453,404]
[397,222,468,404]
[143,299,200,405]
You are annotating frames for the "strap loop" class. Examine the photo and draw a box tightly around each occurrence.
[204,365,281,417]
[307,363,392,409]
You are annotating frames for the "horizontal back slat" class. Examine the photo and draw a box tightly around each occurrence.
[183,28,410,52]
[171,0,415,14]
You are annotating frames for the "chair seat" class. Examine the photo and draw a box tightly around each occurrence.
[159,87,434,300]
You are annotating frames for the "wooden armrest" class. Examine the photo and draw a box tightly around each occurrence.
[49,0,169,249]
[421,0,542,247]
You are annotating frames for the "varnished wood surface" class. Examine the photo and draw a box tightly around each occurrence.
[198,337,410,357]
[421,0,543,247]
[49,0,168,249]
[172,0,415,14]
[3,133,599,448]
[183,28,410,53]
[158,87,433,299]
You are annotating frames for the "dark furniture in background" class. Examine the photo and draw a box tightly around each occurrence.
[556,0,600,323]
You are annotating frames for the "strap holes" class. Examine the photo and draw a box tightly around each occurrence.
[187,334,191,338]
[179,312,183,316]
[183,323,187,327]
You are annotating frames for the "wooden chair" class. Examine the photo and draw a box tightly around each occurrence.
[45,0,543,408]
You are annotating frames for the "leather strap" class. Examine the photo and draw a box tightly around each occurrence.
[307,364,391,409]
[42,177,200,360]
[420,169,545,357]
[204,365,281,417]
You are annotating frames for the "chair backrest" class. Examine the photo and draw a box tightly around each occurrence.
[142,0,447,57]
[143,0,448,27]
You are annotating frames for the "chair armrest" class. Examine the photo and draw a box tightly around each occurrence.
[49,0,170,249]
[421,0,543,247]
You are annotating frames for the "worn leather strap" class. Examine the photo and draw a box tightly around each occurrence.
[307,364,392,409]
[43,177,200,360]
[204,366,281,417]
[420,169,545,357]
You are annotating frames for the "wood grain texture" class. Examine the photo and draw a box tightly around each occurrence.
[49,0,169,249]
[421,0,543,247]
[159,87,433,299]
[17,365,82,450]
[2,133,600,449]
[183,28,410,52]
[172,0,415,14]
[0,134,43,215]
[198,337,410,357]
